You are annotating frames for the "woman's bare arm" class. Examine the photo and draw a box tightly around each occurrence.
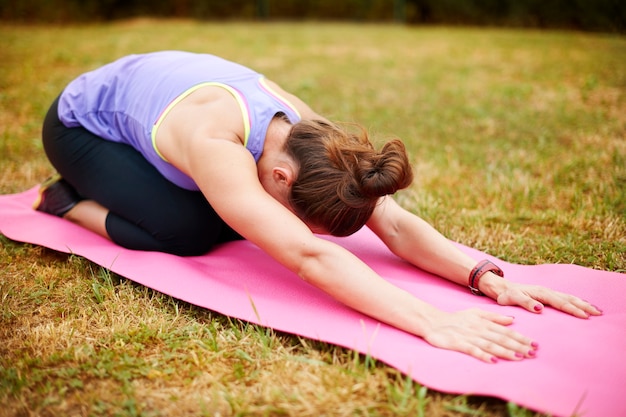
[178,137,539,362]
[367,197,602,319]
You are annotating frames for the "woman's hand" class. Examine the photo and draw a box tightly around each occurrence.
[423,309,538,363]
[493,282,603,319]
[479,273,603,318]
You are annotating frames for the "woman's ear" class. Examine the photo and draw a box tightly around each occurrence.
[272,165,294,187]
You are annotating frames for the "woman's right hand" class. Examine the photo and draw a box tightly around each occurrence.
[422,309,538,363]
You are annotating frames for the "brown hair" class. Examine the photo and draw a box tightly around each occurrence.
[284,119,413,236]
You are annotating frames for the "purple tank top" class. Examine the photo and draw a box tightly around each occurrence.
[58,51,302,190]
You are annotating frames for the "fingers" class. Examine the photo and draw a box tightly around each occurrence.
[570,297,603,317]
[425,309,539,364]
[497,289,544,314]
[472,311,538,362]
[554,298,603,319]
[579,300,604,316]
[457,329,538,364]
[476,310,515,326]
[496,286,604,319]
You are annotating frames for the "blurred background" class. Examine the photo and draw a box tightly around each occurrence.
[1,0,625,33]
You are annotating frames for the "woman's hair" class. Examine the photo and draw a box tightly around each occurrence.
[284,119,413,236]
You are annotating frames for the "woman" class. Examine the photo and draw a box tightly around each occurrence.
[35,51,601,363]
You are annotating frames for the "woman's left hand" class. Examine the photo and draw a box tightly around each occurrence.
[493,282,603,319]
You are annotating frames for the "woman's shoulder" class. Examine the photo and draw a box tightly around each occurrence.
[262,79,329,122]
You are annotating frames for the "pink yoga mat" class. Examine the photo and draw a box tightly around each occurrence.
[1,188,625,417]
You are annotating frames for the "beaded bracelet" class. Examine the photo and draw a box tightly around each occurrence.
[468,260,504,296]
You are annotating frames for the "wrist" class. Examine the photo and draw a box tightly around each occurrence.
[478,272,509,299]
[468,260,505,297]
[419,306,450,340]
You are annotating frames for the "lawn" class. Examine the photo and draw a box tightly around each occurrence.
[1,20,624,416]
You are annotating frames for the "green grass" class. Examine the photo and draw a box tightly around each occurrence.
[1,20,625,416]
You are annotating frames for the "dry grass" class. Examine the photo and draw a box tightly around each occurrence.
[1,20,625,416]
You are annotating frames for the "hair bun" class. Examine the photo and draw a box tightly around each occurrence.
[359,139,413,198]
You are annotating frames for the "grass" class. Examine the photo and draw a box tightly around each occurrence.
[1,19,625,416]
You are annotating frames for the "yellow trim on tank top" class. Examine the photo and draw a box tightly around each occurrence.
[258,77,301,119]
[151,82,251,162]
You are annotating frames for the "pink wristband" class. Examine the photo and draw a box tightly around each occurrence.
[468,260,504,296]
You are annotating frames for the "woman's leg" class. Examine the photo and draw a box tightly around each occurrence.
[41,96,240,256]
[64,200,111,240]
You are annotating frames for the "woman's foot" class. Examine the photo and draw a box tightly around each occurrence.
[33,174,83,217]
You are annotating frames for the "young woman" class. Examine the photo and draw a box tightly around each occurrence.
[35,51,601,363]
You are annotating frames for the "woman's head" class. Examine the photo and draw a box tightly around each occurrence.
[284,119,413,236]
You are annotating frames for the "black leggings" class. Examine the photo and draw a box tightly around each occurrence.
[42,96,242,256]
